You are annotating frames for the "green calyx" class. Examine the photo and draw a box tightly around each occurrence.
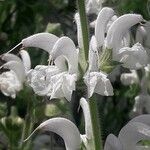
[99,48,122,74]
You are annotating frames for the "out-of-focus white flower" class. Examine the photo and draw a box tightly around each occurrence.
[131,94,150,117]
[0,70,22,98]
[0,60,25,98]
[24,98,93,150]
[105,14,148,69]
[85,0,105,14]
[26,35,78,101]
[84,36,113,98]
[120,70,139,86]
[104,115,150,150]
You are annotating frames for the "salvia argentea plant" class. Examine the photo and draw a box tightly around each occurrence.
[0,0,150,149]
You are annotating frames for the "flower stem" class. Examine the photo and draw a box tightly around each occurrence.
[77,0,89,62]
[89,95,103,150]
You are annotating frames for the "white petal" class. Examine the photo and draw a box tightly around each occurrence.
[117,43,148,69]
[24,117,81,150]
[80,97,92,140]
[19,50,31,73]
[106,14,143,54]
[118,122,150,150]
[62,74,77,101]
[120,70,139,86]
[22,33,59,53]
[136,26,147,45]
[51,36,78,74]
[88,36,99,72]
[74,13,83,50]
[130,114,150,126]
[54,56,68,72]
[3,61,25,82]
[104,134,123,150]
[1,53,22,62]
[84,72,113,97]
[27,65,60,96]
[95,7,114,48]
[86,0,102,14]
[0,70,22,98]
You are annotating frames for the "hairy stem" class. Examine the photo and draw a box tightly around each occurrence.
[89,95,103,150]
[77,0,89,63]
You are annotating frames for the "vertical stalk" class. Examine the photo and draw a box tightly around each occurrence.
[89,95,103,150]
[77,0,103,149]
[77,0,89,62]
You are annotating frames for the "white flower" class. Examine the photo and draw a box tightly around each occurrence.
[120,70,139,86]
[24,98,93,150]
[105,14,148,69]
[25,35,78,101]
[0,70,22,98]
[0,60,25,98]
[117,43,148,69]
[85,0,106,14]
[132,94,150,116]
[84,36,113,98]
[104,115,150,150]
[27,65,60,96]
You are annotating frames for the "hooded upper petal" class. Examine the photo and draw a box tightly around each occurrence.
[104,134,123,150]
[95,7,115,48]
[51,36,78,74]
[118,122,150,150]
[106,14,143,55]
[22,33,59,53]
[24,117,81,150]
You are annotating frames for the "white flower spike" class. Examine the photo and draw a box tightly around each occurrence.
[24,117,81,150]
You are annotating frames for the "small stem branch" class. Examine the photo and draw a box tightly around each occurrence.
[77,0,89,62]
[89,95,103,150]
